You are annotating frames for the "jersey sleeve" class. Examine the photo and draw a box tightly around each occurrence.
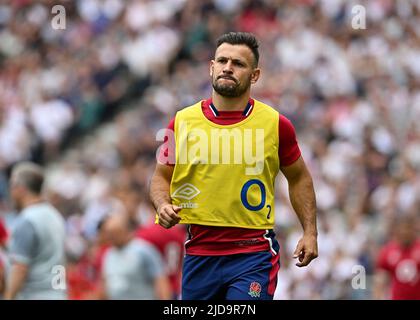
[9,219,39,265]
[278,114,301,166]
[157,117,175,166]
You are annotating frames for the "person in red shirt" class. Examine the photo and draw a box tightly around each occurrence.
[374,216,420,300]
[136,209,186,299]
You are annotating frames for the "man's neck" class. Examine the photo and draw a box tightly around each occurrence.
[22,195,44,209]
[116,235,133,250]
[211,91,251,111]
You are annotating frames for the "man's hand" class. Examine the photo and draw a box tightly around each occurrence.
[293,234,318,267]
[158,204,181,229]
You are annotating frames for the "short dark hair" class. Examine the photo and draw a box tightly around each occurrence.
[11,162,44,194]
[216,32,260,67]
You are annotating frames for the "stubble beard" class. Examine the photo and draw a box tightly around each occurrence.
[212,76,251,98]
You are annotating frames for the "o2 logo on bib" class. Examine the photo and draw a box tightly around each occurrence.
[241,179,271,219]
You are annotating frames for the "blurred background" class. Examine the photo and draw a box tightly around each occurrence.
[0,0,419,299]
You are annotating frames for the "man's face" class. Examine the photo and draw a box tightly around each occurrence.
[210,43,260,98]
[102,215,131,249]
[396,221,416,247]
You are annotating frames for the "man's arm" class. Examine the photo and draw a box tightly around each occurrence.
[149,163,181,229]
[155,274,172,300]
[373,246,391,299]
[5,219,37,299]
[281,156,318,267]
[98,274,109,300]
[372,270,390,299]
[142,243,172,300]
[4,262,28,300]
[0,263,5,295]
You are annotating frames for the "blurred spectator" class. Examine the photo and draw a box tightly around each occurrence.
[101,210,172,300]
[0,0,185,167]
[5,162,67,300]
[374,216,420,300]
[66,219,110,300]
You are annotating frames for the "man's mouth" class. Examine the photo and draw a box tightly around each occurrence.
[218,76,236,82]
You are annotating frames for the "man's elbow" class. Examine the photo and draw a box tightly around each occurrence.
[289,170,314,189]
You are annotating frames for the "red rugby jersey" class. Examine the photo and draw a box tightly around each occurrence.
[158,98,301,255]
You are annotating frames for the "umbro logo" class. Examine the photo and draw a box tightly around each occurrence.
[171,183,200,200]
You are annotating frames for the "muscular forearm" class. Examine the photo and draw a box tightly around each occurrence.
[149,169,172,211]
[282,157,318,267]
[5,263,28,300]
[150,164,181,229]
[288,174,317,236]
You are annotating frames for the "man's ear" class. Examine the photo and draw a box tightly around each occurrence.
[210,60,214,77]
[12,184,24,198]
[250,68,261,84]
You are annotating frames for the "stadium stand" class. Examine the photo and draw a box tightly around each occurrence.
[0,0,419,299]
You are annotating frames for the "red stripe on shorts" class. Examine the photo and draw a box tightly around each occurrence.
[268,252,280,296]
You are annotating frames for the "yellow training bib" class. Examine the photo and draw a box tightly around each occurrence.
[169,99,280,229]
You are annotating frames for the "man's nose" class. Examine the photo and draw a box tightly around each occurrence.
[222,61,233,73]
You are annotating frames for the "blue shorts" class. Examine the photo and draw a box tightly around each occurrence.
[181,251,280,300]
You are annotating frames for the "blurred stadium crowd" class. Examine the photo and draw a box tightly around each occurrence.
[0,0,419,299]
